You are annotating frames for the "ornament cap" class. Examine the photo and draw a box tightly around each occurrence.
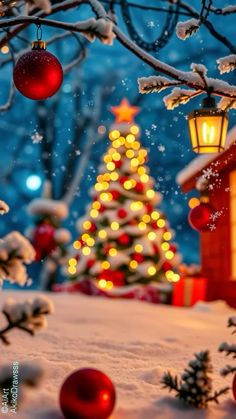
[32,40,47,50]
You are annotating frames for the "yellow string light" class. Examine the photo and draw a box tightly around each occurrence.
[98,279,107,288]
[161,242,170,251]
[101,261,110,270]
[124,180,134,190]
[138,221,147,231]
[165,250,174,260]
[112,152,121,161]
[138,167,146,175]
[142,214,150,223]
[68,266,76,275]
[82,246,91,256]
[130,201,143,211]
[82,233,90,241]
[106,281,114,289]
[163,231,172,241]
[130,158,139,168]
[140,174,149,183]
[151,211,160,220]
[90,209,99,218]
[148,232,156,241]
[146,189,155,198]
[111,221,120,231]
[104,155,112,163]
[126,149,135,158]
[134,244,143,253]
[130,125,139,135]
[98,229,107,239]
[109,130,120,140]
[107,162,116,171]
[83,220,92,230]
[109,248,117,256]
[126,134,135,143]
[129,260,138,269]
[69,258,77,266]
[87,237,95,247]
[172,273,180,282]
[148,266,157,276]
[132,141,140,150]
[100,192,112,202]
[110,172,119,181]
[165,270,174,280]
[157,219,166,228]
[73,240,81,250]
[92,201,101,210]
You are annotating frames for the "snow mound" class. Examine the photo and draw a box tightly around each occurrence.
[192,300,234,313]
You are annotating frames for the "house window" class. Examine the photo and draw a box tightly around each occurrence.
[230,170,236,280]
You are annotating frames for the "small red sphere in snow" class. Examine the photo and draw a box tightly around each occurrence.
[59,368,116,419]
[132,253,144,263]
[134,182,144,193]
[118,233,130,246]
[13,44,63,100]
[33,222,55,260]
[188,202,215,232]
[117,208,127,219]
[110,190,121,200]
[232,373,236,402]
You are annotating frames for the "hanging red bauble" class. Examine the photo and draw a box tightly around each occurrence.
[59,368,116,419]
[145,203,153,214]
[118,233,130,246]
[13,40,63,100]
[119,176,129,185]
[151,221,158,230]
[113,270,125,286]
[132,253,144,263]
[33,222,56,260]
[134,182,144,193]
[162,261,173,272]
[232,373,236,402]
[99,204,106,213]
[113,160,122,169]
[87,259,96,269]
[188,202,215,232]
[110,190,121,200]
[117,208,127,219]
[88,222,97,233]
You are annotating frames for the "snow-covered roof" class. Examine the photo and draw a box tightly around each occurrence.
[176,125,236,186]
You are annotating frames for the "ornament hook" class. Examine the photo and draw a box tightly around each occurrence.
[36,23,42,41]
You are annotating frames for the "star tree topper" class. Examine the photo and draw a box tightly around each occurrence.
[110,98,140,124]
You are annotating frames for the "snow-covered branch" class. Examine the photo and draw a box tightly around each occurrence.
[0,295,54,345]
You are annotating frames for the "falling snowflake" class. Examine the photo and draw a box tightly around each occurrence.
[158,144,166,152]
[151,124,157,131]
[210,210,223,222]
[147,21,155,28]
[31,131,43,144]
[202,167,219,180]
[209,224,216,231]
[145,129,151,138]
[75,150,81,156]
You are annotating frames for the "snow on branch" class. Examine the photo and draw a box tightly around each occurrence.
[217,54,236,74]
[176,18,200,40]
[0,200,9,215]
[218,97,236,111]
[0,295,54,345]
[163,88,202,110]
[138,76,182,94]
[0,231,35,286]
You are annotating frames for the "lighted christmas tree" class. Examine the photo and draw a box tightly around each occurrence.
[67,99,181,294]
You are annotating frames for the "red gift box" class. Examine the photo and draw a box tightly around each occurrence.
[172,276,207,307]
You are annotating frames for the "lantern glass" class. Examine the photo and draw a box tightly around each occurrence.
[188,108,228,153]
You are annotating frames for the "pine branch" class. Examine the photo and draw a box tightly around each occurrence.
[220,365,236,377]
[161,371,179,392]
[206,387,229,404]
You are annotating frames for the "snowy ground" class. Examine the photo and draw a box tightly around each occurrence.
[0,291,236,419]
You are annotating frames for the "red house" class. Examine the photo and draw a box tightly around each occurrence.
[177,126,236,308]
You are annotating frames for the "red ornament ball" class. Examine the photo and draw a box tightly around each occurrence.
[88,222,97,233]
[119,176,129,185]
[59,368,116,419]
[33,222,55,261]
[110,190,121,200]
[117,208,127,219]
[118,233,130,246]
[188,202,215,232]
[232,373,236,402]
[132,253,144,263]
[113,160,122,169]
[13,47,63,100]
[134,182,144,193]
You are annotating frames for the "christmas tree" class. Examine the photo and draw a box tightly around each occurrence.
[67,99,181,293]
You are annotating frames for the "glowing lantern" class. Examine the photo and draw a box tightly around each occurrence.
[188,96,228,153]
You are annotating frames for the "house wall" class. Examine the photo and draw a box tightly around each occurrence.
[201,168,236,307]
